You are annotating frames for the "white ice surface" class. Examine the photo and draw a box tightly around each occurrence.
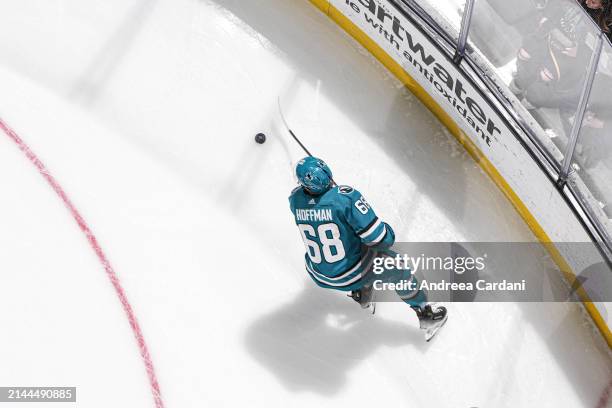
[0,1,610,407]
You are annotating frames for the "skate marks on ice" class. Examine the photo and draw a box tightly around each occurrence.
[0,0,159,101]
[69,0,160,104]
[244,282,426,396]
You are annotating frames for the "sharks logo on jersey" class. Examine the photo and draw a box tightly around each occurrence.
[338,185,354,194]
[289,185,395,291]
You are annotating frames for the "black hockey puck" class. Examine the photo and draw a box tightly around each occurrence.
[255,133,266,144]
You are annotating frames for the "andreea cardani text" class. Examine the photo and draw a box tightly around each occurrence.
[373,279,527,292]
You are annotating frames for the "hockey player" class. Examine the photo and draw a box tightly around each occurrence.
[289,156,447,340]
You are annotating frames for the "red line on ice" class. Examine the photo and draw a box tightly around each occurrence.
[0,118,164,408]
[597,379,612,408]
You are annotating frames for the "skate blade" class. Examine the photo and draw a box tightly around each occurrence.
[348,293,376,314]
[424,315,448,342]
[361,302,376,314]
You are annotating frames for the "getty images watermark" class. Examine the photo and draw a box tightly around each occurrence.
[366,242,612,303]
[372,251,526,293]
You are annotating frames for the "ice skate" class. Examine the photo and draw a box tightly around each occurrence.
[413,304,448,341]
[348,284,376,314]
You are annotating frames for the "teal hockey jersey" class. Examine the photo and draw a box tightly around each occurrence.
[289,185,395,290]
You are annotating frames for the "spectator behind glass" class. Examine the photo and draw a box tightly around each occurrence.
[510,2,592,138]
[581,0,612,41]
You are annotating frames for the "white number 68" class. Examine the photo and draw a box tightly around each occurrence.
[355,196,371,215]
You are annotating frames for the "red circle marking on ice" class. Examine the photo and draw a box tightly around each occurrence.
[597,379,612,408]
[0,118,164,408]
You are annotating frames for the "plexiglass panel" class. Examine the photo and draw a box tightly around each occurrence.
[416,0,466,41]
[469,0,600,165]
[572,38,612,220]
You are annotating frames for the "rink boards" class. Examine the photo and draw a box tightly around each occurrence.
[307,0,612,346]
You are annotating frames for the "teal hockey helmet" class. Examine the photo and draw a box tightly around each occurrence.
[296,156,333,195]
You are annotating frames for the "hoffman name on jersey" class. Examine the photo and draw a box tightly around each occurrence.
[295,208,334,222]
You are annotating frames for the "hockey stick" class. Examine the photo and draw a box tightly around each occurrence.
[277,97,314,157]
[277,97,337,187]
